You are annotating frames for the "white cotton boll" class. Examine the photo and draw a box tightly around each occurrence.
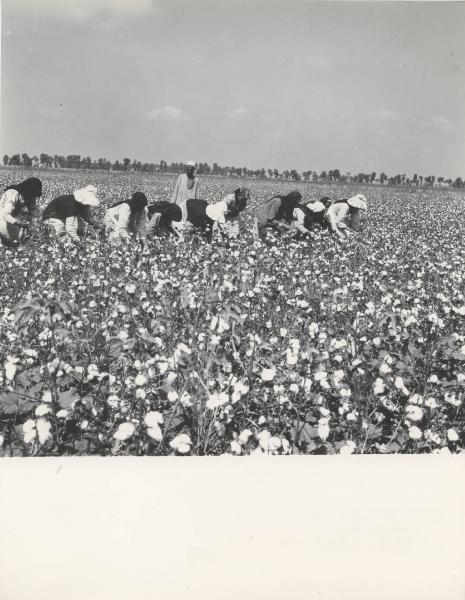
[447,429,459,442]
[136,388,146,400]
[35,404,51,417]
[425,397,438,409]
[36,418,52,445]
[180,392,193,407]
[260,436,281,453]
[144,411,163,428]
[261,368,276,382]
[4,360,17,381]
[166,371,177,385]
[408,426,422,440]
[286,352,298,366]
[317,423,330,441]
[22,419,37,443]
[206,392,229,410]
[405,405,423,422]
[308,323,319,338]
[167,390,179,403]
[134,374,147,386]
[169,433,191,454]
[394,376,404,389]
[314,371,327,382]
[113,422,135,441]
[230,440,242,455]
[147,425,163,442]
[339,441,356,455]
[238,429,253,445]
[56,409,69,419]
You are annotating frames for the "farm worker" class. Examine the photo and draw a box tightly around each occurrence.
[104,192,148,244]
[291,198,330,235]
[0,177,43,245]
[252,190,302,241]
[42,186,102,242]
[185,187,249,242]
[146,201,183,238]
[325,194,367,239]
[171,161,200,221]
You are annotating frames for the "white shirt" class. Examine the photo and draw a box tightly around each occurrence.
[325,202,350,230]
[206,199,228,224]
[105,203,147,238]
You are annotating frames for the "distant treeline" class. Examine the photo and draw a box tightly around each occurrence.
[3,153,464,188]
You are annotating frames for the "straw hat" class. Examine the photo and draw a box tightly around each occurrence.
[347,194,367,210]
[74,185,99,206]
[307,201,326,212]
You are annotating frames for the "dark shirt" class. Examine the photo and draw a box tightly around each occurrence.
[42,195,99,227]
[185,199,214,229]
[147,202,182,227]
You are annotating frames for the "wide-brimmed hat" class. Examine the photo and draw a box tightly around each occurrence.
[74,185,99,206]
[347,194,367,210]
[307,201,326,212]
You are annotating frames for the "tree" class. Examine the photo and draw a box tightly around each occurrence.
[123,158,131,171]
[370,172,376,183]
[453,177,463,188]
[3,155,8,166]
[21,153,32,167]
[412,174,418,186]
[379,172,387,185]
[10,154,21,166]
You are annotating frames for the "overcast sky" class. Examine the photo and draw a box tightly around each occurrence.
[1,0,464,176]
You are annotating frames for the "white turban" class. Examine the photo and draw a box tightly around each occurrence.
[347,194,367,210]
[74,185,99,206]
[186,161,196,168]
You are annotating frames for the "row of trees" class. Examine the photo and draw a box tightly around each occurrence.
[3,153,464,188]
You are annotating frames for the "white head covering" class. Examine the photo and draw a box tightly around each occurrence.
[74,185,99,206]
[307,201,325,213]
[347,194,367,210]
[186,161,196,168]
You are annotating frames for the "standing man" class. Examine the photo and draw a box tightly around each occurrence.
[171,161,200,221]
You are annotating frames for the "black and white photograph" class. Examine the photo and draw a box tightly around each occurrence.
[1,0,465,458]
[0,0,465,457]
[1,2,465,600]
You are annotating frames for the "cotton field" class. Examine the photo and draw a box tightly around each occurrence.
[1,168,464,455]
